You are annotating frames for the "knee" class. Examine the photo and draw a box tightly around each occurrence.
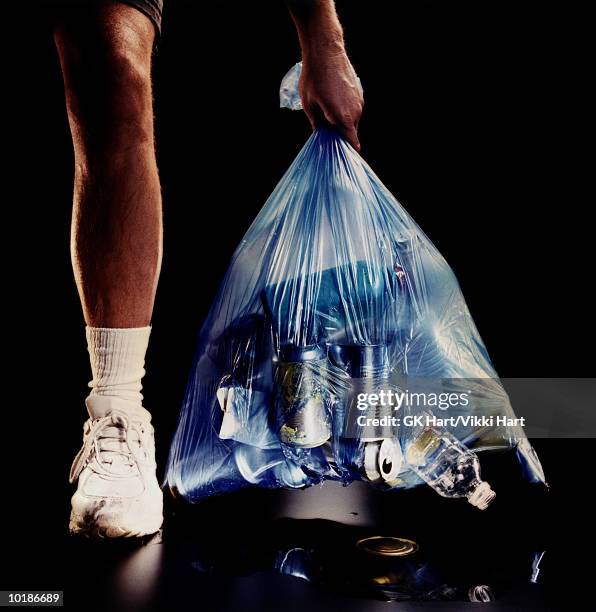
[55,4,155,145]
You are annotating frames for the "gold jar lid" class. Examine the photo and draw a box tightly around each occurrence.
[356,536,419,557]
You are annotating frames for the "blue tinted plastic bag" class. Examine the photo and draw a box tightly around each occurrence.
[165,72,544,504]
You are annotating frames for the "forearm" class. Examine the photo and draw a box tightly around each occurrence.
[286,0,345,60]
[285,0,363,150]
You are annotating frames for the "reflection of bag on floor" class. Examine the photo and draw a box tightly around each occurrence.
[165,77,545,506]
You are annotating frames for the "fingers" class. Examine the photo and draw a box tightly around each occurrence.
[303,98,363,152]
[298,52,364,150]
[323,108,362,152]
[337,121,361,152]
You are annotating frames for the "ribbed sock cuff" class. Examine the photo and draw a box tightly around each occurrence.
[86,326,151,406]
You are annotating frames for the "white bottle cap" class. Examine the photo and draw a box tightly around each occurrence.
[467,481,496,510]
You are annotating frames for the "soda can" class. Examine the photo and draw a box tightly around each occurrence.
[329,344,396,441]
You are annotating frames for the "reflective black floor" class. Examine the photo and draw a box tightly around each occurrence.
[2,440,588,611]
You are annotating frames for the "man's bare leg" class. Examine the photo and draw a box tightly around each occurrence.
[55,3,163,538]
[55,4,161,327]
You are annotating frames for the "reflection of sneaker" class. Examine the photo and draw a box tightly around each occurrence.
[69,396,163,538]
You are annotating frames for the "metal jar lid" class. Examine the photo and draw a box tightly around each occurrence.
[356,536,419,557]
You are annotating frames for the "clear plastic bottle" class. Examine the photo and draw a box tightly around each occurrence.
[405,424,495,510]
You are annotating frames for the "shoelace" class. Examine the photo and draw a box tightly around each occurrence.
[69,410,150,483]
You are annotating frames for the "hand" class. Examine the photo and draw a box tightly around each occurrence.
[299,50,364,151]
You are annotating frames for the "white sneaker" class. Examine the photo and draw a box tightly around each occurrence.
[69,396,163,538]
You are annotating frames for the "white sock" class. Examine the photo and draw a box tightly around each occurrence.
[86,326,151,406]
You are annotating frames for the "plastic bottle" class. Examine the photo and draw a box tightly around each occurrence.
[234,445,309,489]
[405,423,495,510]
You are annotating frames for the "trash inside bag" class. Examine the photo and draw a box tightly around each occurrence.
[165,66,545,506]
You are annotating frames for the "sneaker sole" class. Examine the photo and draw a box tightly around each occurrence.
[69,511,163,539]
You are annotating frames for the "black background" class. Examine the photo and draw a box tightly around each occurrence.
[0,1,592,609]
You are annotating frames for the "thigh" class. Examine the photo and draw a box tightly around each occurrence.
[54,1,157,145]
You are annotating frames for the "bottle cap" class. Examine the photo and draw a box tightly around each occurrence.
[467,481,496,510]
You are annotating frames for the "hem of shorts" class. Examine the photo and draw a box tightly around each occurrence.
[117,0,162,36]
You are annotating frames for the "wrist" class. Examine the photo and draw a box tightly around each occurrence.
[301,31,346,63]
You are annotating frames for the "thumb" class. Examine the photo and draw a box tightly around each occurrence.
[304,103,326,133]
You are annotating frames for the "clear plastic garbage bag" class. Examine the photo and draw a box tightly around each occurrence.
[165,68,544,504]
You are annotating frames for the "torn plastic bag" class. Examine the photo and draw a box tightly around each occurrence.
[165,66,545,504]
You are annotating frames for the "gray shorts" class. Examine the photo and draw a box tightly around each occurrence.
[120,0,163,33]
[49,0,164,35]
